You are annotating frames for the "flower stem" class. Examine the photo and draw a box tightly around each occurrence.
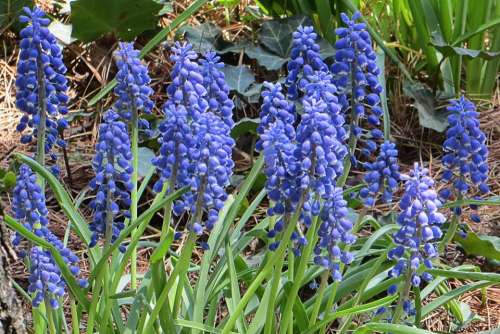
[130,105,139,290]
[35,46,46,190]
[392,268,412,324]
[280,215,320,334]
[44,299,56,334]
[439,194,462,253]
[309,271,328,327]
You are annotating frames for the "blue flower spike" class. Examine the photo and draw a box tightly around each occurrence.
[360,140,401,206]
[16,7,70,174]
[331,12,384,159]
[89,110,133,252]
[441,96,489,222]
[388,163,446,316]
[113,42,154,127]
[12,164,87,309]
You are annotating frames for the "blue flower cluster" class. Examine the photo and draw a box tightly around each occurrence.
[165,42,208,119]
[200,51,234,127]
[314,187,355,281]
[113,42,154,127]
[295,96,347,196]
[286,25,328,100]
[440,97,489,220]
[153,44,234,236]
[185,112,235,232]
[12,164,86,308]
[11,164,49,254]
[331,12,384,152]
[388,163,446,314]
[89,111,133,251]
[360,141,400,206]
[16,7,69,173]
[152,104,193,193]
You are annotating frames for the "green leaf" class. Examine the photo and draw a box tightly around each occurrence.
[88,0,208,106]
[259,15,310,57]
[2,171,16,189]
[403,81,448,132]
[354,323,435,334]
[422,281,493,316]
[71,0,162,42]
[231,117,260,138]
[431,32,500,60]
[222,65,255,94]
[244,44,288,70]
[177,23,222,53]
[455,227,500,261]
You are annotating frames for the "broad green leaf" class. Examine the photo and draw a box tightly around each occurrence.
[87,0,209,106]
[244,44,288,70]
[403,81,448,132]
[231,117,260,138]
[259,15,310,57]
[177,23,222,53]
[422,281,493,316]
[222,65,255,94]
[455,226,500,261]
[71,0,162,42]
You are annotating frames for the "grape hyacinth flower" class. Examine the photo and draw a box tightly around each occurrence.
[28,246,66,308]
[295,96,347,197]
[387,163,446,316]
[152,104,193,194]
[16,7,69,174]
[165,42,208,119]
[11,164,49,255]
[360,140,400,206]
[11,164,87,309]
[184,112,235,233]
[89,111,133,251]
[440,96,489,221]
[113,42,154,128]
[314,187,356,281]
[331,12,384,155]
[199,51,234,127]
[286,25,328,100]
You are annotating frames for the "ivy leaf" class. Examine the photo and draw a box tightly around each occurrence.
[244,45,288,70]
[231,117,259,139]
[259,15,310,57]
[71,0,162,42]
[403,81,448,132]
[222,65,255,94]
[177,23,222,53]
